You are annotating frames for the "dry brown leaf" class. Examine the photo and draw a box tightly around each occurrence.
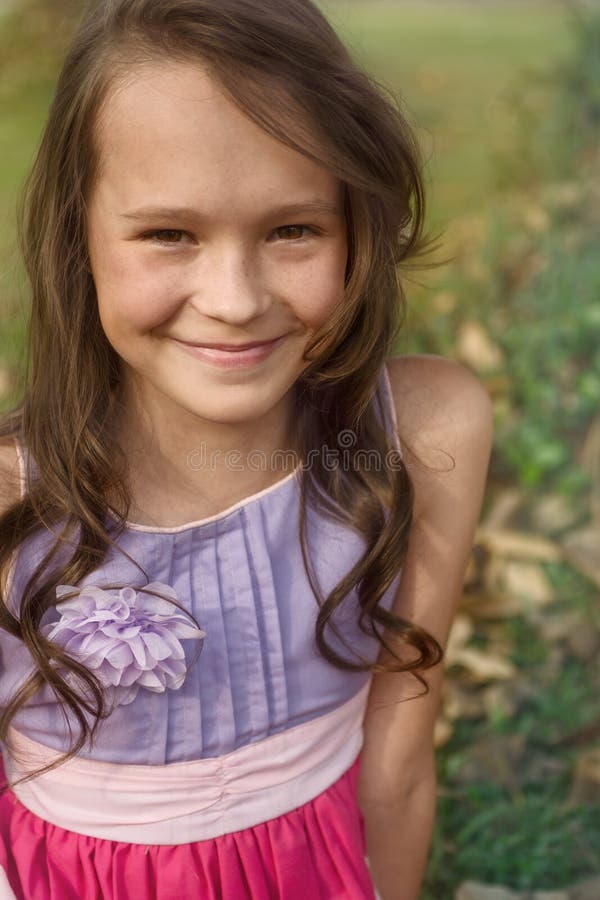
[483,558,513,594]
[565,622,600,661]
[480,488,524,531]
[522,204,551,233]
[434,715,453,748]
[445,613,517,681]
[501,561,555,607]
[456,320,505,372]
[530,493,582,535]
[464,546,487,590]
[570,875,600,900]
[459,590,525,619]
[449,647,516,682]
[443,682,486,721]
[566,747,600,806]
[506,250,549,293]
[536,612,581,643]
[476,527,562,563]
[580,416,600,524]
[580,415,600,469]
[485,375,513,398]
[480,682,518,720]
[481,558,555,612]
[486,631,516,657]
[445,613,474,659]
[561,527,600,588]
[431,291,457,314]
[552,718,600,748]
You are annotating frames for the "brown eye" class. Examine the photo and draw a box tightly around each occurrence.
[141,228,185,246]
[153,229,183,244]
[275,225,311,241]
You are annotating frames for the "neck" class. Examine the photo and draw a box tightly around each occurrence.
[106,381,301,527]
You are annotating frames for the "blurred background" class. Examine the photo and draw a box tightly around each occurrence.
[0,1,599,897]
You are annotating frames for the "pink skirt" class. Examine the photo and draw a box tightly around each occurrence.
[0,752,376,899]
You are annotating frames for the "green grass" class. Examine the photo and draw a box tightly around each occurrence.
[428,787,600,893]
[422,609,600,896]
[319,1,575,228]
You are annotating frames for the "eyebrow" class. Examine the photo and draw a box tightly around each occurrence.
[120,201,343,222]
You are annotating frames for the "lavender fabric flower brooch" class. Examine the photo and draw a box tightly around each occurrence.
[41,582,206,708]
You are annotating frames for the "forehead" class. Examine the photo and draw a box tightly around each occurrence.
[92,61,341,212]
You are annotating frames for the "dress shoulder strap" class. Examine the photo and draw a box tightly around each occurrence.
[2,437,29,612]
[377,362,402,458]
[13,435,28,502]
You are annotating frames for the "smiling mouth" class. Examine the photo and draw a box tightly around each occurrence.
[175,337,285,351]
[171,334,287,369]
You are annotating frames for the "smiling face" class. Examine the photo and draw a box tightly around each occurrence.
[86,60,348,439]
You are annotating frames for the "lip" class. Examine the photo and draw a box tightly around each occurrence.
[177,337,284,350]
[172,334,287,369]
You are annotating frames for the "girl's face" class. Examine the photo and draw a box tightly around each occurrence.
[87,61,348,429]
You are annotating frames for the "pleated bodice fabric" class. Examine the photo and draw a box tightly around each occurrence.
[0,365,403,767]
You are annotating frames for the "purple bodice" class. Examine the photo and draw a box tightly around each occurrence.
[0,365,403,765]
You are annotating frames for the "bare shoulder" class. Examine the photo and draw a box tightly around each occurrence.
[0,435,22,514]
[385,352,494,451]
[357,356,494,800]
[385,353,494,516]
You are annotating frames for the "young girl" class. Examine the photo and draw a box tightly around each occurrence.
[0,1,493,898]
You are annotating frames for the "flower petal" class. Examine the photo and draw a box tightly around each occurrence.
[128,635,149,668]
[140,631,172,661]
[46,580,204,709]
[104,643,135,668]
[136,669,167,690]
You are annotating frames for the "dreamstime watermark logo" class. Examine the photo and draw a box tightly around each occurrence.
[186,429,403,473]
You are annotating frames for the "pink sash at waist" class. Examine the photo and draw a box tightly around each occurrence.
[1,681,370,845]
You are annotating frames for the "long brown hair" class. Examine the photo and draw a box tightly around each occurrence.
[0,0,443,792]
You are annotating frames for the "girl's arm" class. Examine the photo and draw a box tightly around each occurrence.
[359,354,494,900]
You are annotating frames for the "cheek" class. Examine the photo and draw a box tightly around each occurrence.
[283,245,347,326]
[93,248,183,335]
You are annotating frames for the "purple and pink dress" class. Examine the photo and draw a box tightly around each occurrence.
[0,364,402,899]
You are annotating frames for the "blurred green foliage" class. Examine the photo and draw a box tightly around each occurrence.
[400,6,600,507]
[447,210,600,499]
[494,233,599,494]
[320,0,574,229]
[420,8,600,893]
[433,785,600,892]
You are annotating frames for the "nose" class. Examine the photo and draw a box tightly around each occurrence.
[187,242,270,325]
